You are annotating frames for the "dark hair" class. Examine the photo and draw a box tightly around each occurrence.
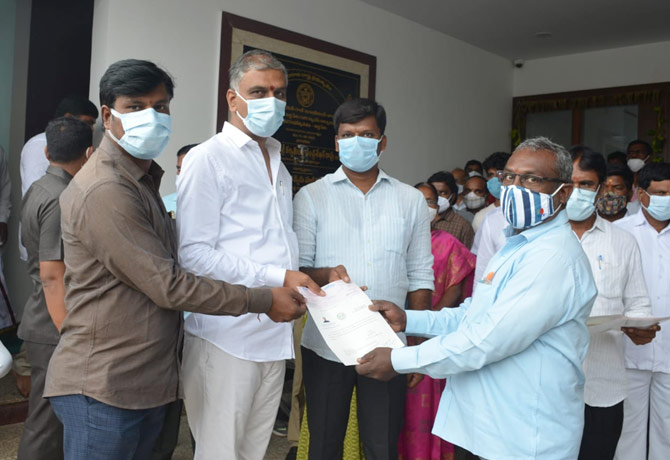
[414,182,438,201]
[45,117,92,163]
[572,149,606,183]
[607,151,627,165]
[177,144,198,157]
[482,152,510,172]
[569,145,594,161]
[333,98,386,135]
[53,95,98,119]
[100,59,174,109]
[427,171,457,196]
[606,164,634,190]
[465,159,483,171]
[638,162,670,190]
[627,140,652,156]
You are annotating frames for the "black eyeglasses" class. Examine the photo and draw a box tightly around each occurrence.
[497,171,565,187]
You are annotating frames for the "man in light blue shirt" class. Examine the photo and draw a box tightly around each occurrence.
[161,143,196,216]
[293,98,434,460]
[357,137,597,460]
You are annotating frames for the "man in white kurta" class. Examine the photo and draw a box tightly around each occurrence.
[177,50,319,459]
[614,162,670,460]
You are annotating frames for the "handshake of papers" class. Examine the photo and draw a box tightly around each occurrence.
[297,280,404,365]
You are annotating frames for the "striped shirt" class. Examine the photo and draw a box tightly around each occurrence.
[575,215,651,407]
[294,167,434,362]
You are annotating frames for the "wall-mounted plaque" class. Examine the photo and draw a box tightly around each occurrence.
[218,12,377,193]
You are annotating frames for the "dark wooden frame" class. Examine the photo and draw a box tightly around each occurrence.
[512,82,670,159]
[217,12,377,132]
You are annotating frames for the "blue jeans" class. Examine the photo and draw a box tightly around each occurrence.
[49,394,167,460]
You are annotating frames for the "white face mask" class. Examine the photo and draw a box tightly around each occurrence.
[437,195,451,214]
[627,158,647,173]
[428,207,438,221]
[463,192,486,210]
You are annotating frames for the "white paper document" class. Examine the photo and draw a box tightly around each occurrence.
[587,315,670,334]
[297,280,404,366]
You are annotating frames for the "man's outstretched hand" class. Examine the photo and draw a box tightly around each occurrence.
[369,300,406,332]
[284,270,324,295]
[267,287,307,322]
[355,347,398,382]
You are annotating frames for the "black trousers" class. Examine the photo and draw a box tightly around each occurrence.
[150,398,182,460]
[578,401,624,460]
[17,341,63,460]
[302,346,406,460]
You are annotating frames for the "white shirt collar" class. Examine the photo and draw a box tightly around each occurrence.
[221,121,281,154]
[330,166,391,185]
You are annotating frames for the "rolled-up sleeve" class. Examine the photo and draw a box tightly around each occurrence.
[406,195,434,292]
[293,187,317,269]
[71,180,272,315]
[622,239,652,318]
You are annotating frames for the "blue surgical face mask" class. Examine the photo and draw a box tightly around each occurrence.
[642,191,670,221]
[235,91,286,138]
[566,187,598,222]
[337,136,383,173]
[501,184,565,229]
[108,108,172,160]
[487,177,502,199]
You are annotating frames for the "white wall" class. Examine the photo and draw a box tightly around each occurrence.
[514,41,670,97]
[91,0,513,195]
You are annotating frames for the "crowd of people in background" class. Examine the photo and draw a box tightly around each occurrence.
[0,49,668,460]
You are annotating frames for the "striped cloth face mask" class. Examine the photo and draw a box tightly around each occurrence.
[501,184,564,229]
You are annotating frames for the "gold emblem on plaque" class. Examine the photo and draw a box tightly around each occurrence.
[296,83,315,108]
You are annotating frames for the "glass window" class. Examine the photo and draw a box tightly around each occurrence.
[583,105,638,154]
[525,110,572,149]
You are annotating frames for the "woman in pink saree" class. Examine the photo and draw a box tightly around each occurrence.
[399,183,476,460]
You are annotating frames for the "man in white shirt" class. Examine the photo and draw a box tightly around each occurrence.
[472,152,509,232]
[177,50,322,460]
[566,149,656,460]
[471,153,510,285]
[614,162,670,460]
[20,95,98,196]
[471,206,506,284]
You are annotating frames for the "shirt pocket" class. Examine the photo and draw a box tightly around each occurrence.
[592,259,623,300]
[376,216,408,256]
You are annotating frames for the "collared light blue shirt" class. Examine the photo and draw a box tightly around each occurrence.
[392,211,597,460]
[294,166,434,362]
[162,192,177,215]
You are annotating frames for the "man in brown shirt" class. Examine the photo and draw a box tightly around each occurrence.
[428,171,475,248]
[44,59,307,459]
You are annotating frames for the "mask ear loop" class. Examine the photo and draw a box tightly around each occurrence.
[550,182,566,213]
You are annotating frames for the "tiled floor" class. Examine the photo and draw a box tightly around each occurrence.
[0,370,291,460]
[0,415,292,459]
